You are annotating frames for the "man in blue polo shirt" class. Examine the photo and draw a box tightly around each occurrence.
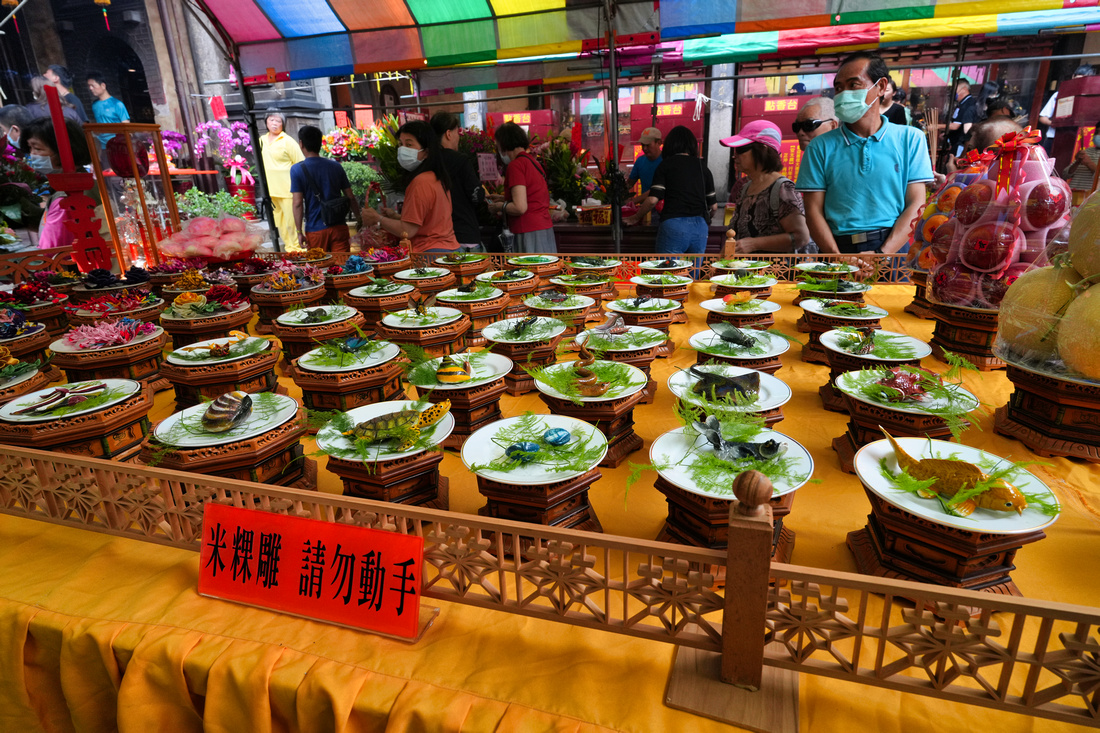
[796,51,934,255]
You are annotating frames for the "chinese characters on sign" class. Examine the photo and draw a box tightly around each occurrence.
[654,104,683,117]
[763,99,800,113]
[503,113,532,125]
[779,140,804,183]
[199,503,425,639]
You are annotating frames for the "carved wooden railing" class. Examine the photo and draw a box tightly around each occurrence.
[0,246,76,283]
[2,447,1094,726]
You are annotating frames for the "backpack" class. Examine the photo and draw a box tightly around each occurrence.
[298,160,351,228]
[737,176,818,254]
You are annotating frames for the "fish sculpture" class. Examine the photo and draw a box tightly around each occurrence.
[507,317,537,338]
[539,290,569,304]
[688,366,760,401]
[12,381,107,415]
[202,391,253,433]
[436,356,472,384]
[591,313,627,336]
[881,429,1027,515]
[407,293,437,316]
[693,415,787,463]
[847,327,877,355]
[299,308,330,324]
[710,322,757,348]
[631,294,651,308]
[573,343,610,397]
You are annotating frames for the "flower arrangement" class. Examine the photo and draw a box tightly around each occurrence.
[161,131,188,159]
[73,288,158,315]
[321,128,373,161]
[0,308,28,339]
[148,258,207,274]
[536,138,601,209]
[124,266,150,285]
[0,281,64,307]
[193,121,253,169]
[458,127,499,170]
[64,317,157,350]
[224,257,275,275]
[0,146,45,227]
[363,115,402,191]
[362,244,406,263]
[326,255,370,277]
[82,269,121,289]
[258,263,323,292]
[31,269,80,286]
[341,161,384,208]
[284,248,327,262]
[170,269,208,291]
[205,284,247,307]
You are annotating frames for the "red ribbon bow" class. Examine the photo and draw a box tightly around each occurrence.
[990,127,1042,193]
[957,149,995,168]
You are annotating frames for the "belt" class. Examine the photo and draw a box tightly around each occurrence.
[834,227,892,246]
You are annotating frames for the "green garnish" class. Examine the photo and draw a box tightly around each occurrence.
[407,350,490,386]
[467,412,604,475]
[582,329,666,351]
[170,337,268,363]
[526,294,585,309]
[152,392,288,444]
[714,274,771,287]
[527,359,642,405]
[835,327,919,360]
[611,298,674,312]
[438,284,500,301]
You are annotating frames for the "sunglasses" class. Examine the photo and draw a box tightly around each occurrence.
[792,119,825,134]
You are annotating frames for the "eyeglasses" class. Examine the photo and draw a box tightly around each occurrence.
[791,119,825,134]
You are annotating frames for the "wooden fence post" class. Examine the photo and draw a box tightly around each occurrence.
[721,470,775,691]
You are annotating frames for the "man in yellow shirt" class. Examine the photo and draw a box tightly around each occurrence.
[259,109,304,251]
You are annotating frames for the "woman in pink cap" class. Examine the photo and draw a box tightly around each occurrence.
[721,120,813,255]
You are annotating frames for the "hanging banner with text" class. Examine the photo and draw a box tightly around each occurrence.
[198,502,424,639]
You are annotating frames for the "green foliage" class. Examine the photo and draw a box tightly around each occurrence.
[850,366,980,440]
[467,412,605,475]
[582,329,666,352]
[341,161,384,207]
[170,337,268,363]
[526,359,642,405]
[175,187,255,219]
[835,327,918,360]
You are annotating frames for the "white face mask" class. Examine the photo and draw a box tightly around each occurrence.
[834,85,877,125]
[27,154,56,174]
[397,145,421,171]
[500,153,511,165]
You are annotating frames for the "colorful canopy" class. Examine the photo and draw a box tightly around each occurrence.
[192,0,1099,84]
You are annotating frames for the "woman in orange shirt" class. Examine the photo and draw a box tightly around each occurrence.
[361,121,459,254]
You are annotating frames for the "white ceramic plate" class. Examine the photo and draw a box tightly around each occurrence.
[408,352,513,390]
[713,259,770,270]
[0,367,40,391]
[436,285,503,303]
[316,399,455,462]
[154,393,299,448]
[482,317,567,344]
[630,274,693,287]
[575,325,666,352]
[834,368,979,415]
[347,282,415,298]
[507,255,559,266]
[797,281,873,294]
[461,414,607,485]
[381,307,463,328]
[160,302,250,322]
[533,360,647,402]
[276,304,357,326]
[549,275,612,287]
[524,293,595,311]
[820,329,931,362]
[51,325,163,354]
[572,259,621,269]
[639,259,691,269]
[394,267,450,280]
[650,427,813,499]
[689,329,791,359]
[605,297,680,314]
[668,363,792,412]
[476,269,535,284]
[166,335,271,366]
[710,274,778,288]
[854,437,1060,534]
[1,378,140,423]
[699,298,781,315]
[794,261,860,274]
[297,341,401,373]
[0,323,45,344]
[433,254,488,266]
[800,298,888,321]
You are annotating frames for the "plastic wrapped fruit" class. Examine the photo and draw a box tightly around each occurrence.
[936,183,964,214]
[929,218,958,263]
[959,222,1023,274]
[921,214,948,243]
[998,265,1082,360]
[1069,192,1100,281]
[1058,286,1100,380]
[955,181,995,226]
[1023,180,1069,230]
[930,262,980,306]
[978,263,1029,309]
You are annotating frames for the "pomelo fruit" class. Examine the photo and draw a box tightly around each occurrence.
[1060,286,1100,379]
[999,265,1082,360]
[1069,193,1100,281]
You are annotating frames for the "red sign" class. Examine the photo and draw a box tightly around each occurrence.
[779,139,804,182]
[198,502,425,639]
[209,95,228,121]
[334,110,349,128]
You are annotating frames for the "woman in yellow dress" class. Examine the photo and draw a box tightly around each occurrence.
[259,109,304,251]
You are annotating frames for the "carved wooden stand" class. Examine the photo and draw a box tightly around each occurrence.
[819,348,922,413]
[714,283,773,300]
[695,349,783,375]
[373,316,471,359]
[344,290,413,332]
[929,303,1004,371]
[67,299,166,327]
[416,378,507,450]
[487,333,565,395]
[705,309,775,330]
[323,270,375,304]
[5,326,63,383]
[327,450,447,509]
[655,476,795,566]
[847,489,1044,598]
[507,259,562,290]
[635,283,689,323]
[486,276,539,319]
[160,348,282,408]
[0,383,154,462]
[436,292,509,349]
[538,390,645,468]
[832,396,965,474]
[230,272,271,301]
[50,331,171,393]
[23,299,69,338]
[993,364,1100,462]
[290,358,406,432]
[615,308,678,358]
[477,467,602,532]
[159,305,253,350]
[250,285,325,335]
[140,406,315,489]
[0,370,49,406]
[792,289,865,308]
[434,256,490,279]
[369,257,411,278]
[273,311,367,366]
[394,271,457,295]
[68,283,132,304]
[525,304,592,337]
[596,344,661,404]
[553,278,613,298]
[801,311,882,365]
[904,270,934,319]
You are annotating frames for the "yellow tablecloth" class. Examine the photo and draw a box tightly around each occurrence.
[1,283,1098,732]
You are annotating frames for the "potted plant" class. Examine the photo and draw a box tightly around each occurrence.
[193,120,257,219]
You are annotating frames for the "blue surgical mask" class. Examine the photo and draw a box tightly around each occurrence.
[834,87,876,125]
[397,146,421,172]
[5,132,16,150]
[26,154,56,175]
[1093,135,1100,148]
[500,153,511,165]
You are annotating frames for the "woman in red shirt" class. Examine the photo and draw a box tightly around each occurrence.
[488,122,556,254]
[361,121,460,254]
